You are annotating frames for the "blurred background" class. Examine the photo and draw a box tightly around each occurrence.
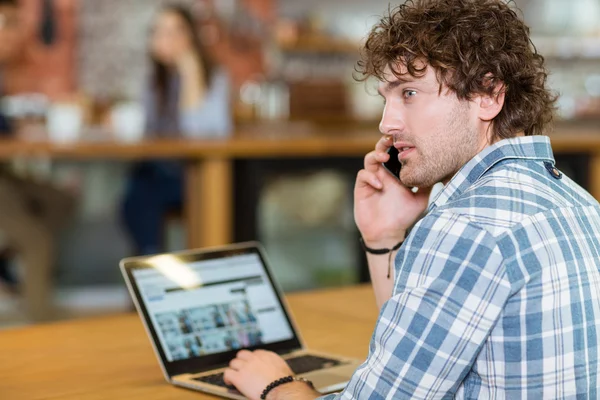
[0,0,598,328]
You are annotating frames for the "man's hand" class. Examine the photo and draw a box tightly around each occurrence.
[224,350,296,400]
[354,135,431,248]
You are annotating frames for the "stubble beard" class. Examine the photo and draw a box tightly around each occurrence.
[399,103,479,188]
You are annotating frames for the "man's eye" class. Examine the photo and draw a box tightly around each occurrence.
[403,90,417,99]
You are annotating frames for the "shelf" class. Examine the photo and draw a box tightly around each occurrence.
[278,36,359,55]
[531,36,600,60]
[277,36,600,59]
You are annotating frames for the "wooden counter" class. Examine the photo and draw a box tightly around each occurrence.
[0,122,598,248]
[1,124,600,159]
[0,285,377,400]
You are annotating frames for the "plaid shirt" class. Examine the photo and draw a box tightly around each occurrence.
[320,136,600,399]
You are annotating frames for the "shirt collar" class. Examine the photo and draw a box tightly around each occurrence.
[429,135,555,211]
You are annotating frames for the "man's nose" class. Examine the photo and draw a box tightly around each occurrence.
[378,103,405,136]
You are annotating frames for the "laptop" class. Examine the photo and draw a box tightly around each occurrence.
[120,242,361,399]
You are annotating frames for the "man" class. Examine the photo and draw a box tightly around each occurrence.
[0,0,73,319]
[222,0,600,398]
[0,0,22,291]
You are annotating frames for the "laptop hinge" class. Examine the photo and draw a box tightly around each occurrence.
[275,347,302,356]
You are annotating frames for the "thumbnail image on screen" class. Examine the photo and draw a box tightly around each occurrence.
[155,299,262,361]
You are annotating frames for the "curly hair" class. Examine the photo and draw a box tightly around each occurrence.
[357,0,557,140]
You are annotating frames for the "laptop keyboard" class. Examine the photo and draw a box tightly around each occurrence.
[194,371,233,389]
[193,354,343,388]
[286,354,342,375]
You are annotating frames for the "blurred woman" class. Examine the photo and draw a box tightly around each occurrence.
[121,4,231,255]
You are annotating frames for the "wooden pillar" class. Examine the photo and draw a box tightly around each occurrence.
[186,158,233,249]
[590,152,600,202]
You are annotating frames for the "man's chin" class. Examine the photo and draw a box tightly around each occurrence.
[400,170,437,189]
[400,177,422,188]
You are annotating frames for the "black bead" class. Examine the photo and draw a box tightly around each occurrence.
[261,376,295,399]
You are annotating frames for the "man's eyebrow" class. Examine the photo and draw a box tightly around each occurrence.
[377,77,415,96]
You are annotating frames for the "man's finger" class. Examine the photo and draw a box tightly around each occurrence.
[223,368,240,386]
[229,358,246,371]
[236,349,253,361]
[375,134,394,152]
[355,169,383,190]
[253,349,272,359]
[364,150,390,172]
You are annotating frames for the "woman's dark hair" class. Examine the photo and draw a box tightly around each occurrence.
[357,0,557,141]
[151,3,215,113]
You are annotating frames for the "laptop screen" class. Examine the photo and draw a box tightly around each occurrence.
[122,244,303,377]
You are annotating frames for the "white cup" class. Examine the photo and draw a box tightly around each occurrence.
[46,103,83,144]
[111,102,146,143]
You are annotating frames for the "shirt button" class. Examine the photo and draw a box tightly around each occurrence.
[544,161,563,179]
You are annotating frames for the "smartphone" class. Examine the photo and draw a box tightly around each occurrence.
[382,146,402,179]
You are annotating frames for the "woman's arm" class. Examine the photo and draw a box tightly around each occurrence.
[177,52,206,111]
[179,68,232,138]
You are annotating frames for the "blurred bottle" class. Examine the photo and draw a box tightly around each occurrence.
[258,76,289,121]
[237,76,263,122]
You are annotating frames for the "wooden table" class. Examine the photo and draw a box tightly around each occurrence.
[0,122,599,248]
[0,285,377,400]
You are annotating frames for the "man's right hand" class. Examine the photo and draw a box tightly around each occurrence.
[354,135,431,248]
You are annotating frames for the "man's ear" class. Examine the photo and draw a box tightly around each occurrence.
[477,74,506,122]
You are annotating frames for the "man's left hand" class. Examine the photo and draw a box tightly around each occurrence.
[223,349,294,400]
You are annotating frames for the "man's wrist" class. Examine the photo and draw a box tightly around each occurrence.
[360,237,403,255]
[266,380,320,400]
[360,235,405,250]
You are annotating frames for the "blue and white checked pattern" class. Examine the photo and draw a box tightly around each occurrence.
[320,136,600,399]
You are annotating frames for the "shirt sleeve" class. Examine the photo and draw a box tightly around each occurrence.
[318,211,512,399]
[180,69,233,138]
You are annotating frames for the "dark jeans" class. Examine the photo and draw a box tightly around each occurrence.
[121,161,184,256]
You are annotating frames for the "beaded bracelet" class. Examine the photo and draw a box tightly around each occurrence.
[260,376,314,399]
